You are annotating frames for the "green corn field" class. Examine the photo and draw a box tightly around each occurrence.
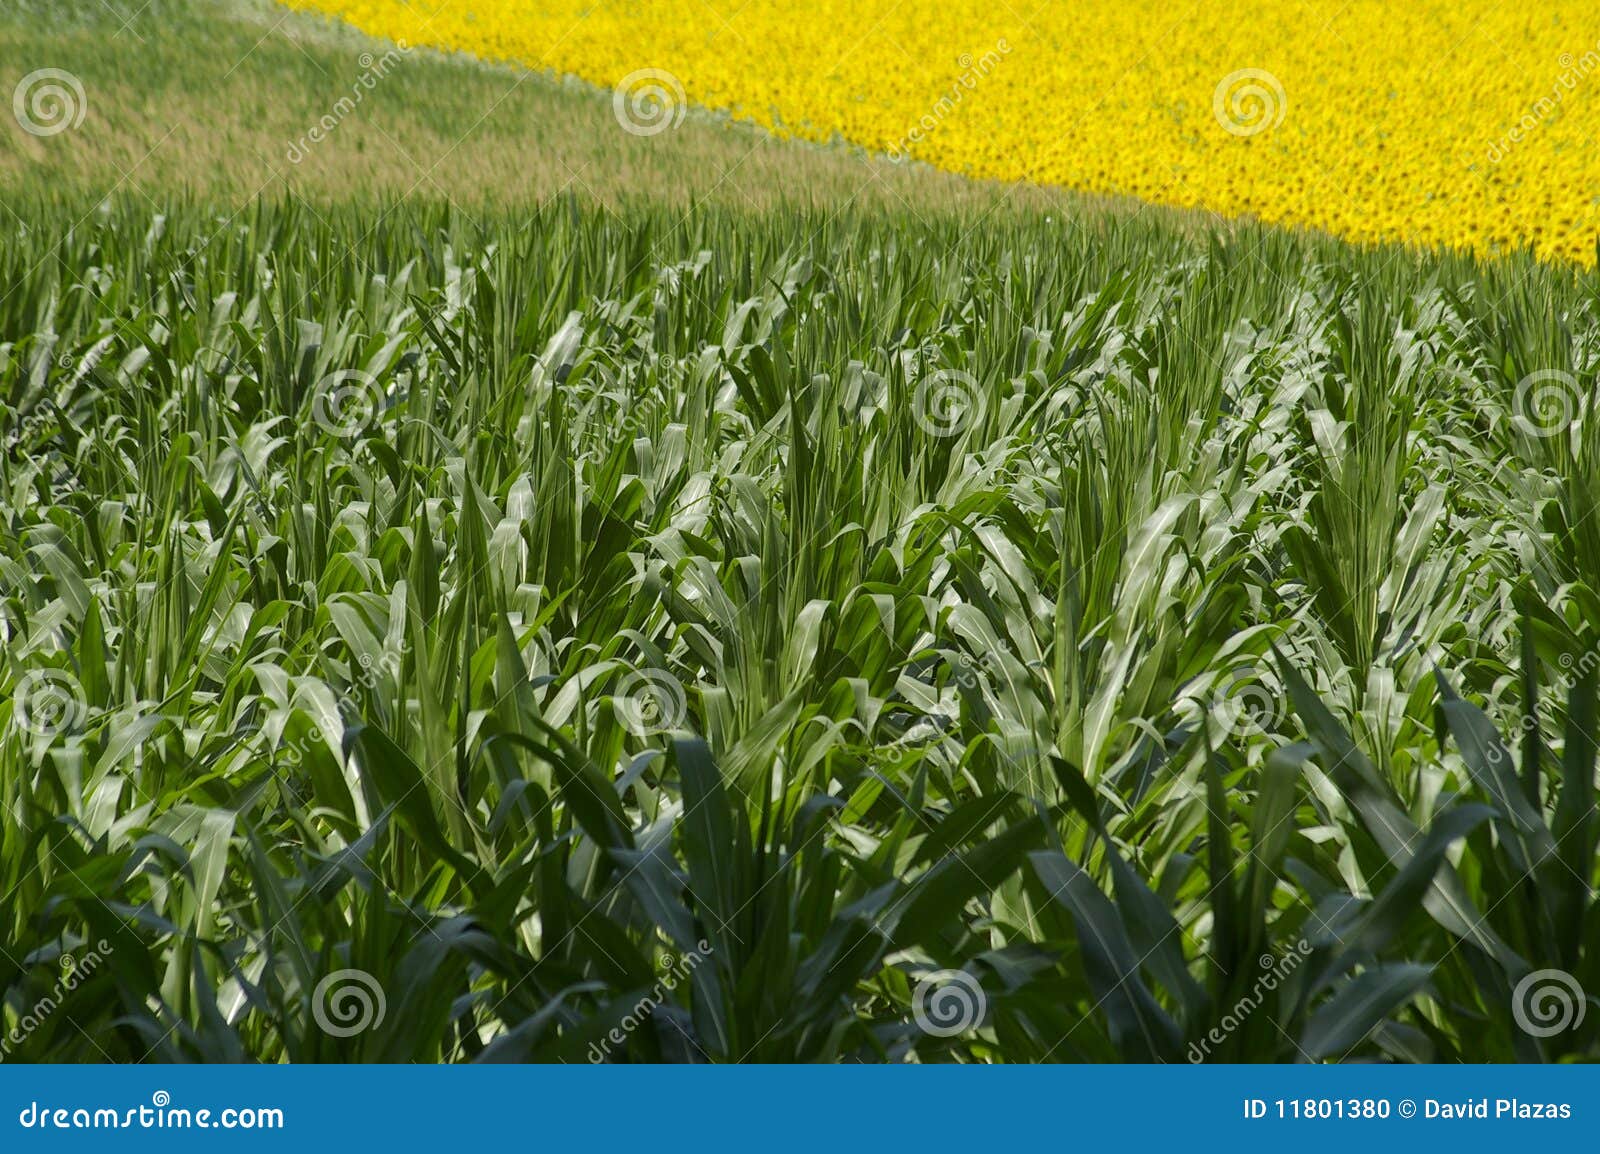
[1,1,1597,1065]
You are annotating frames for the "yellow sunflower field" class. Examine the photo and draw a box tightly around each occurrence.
[283,0,1600,263]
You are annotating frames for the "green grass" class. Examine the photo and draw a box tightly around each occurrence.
[2,0,1598,1065]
